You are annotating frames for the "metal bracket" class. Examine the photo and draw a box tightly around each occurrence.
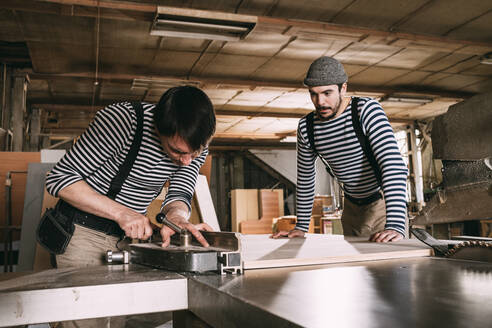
[106,250,129,264]
[106,231,243,275]
[217,251,242,275]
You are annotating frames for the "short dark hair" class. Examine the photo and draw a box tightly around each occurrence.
[154,86,216,151]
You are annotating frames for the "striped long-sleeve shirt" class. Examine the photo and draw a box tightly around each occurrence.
[295,97,408,235]
[45,102,207,215]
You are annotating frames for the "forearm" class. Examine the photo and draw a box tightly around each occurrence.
[57,180,129,222]
[295,122,318,231]
[162,200,190,221]
[159,200,213,247]
[295,155,317,231]
[379,170,408,235]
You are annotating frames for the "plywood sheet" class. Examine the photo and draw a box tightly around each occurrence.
[17,163,55,272]
[231,189,259,232]
[241,234,432,270]
[259,189,279,219]
[194,175,220,231]
[198,155,212,186]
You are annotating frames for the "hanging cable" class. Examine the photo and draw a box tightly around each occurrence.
[91,2,101,109]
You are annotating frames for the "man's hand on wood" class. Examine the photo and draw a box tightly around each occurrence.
[271,229,305,239]
[370,229,403,243]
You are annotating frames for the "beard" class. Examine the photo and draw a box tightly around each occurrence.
[316,95,342,121]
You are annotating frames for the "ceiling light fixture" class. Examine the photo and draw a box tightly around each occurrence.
[150,6,257,41]
[480,52,492,65]
[382,96,433,105]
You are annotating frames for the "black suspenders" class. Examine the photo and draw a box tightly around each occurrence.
[305,97,383,187]
[350,98,383,186]
[107,102,144,199]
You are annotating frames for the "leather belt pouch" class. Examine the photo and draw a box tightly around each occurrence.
[36,207,75,254]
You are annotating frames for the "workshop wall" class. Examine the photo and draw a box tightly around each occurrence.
[0,152,40,243]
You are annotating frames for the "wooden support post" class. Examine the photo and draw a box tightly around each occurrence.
[10,73,28,151]
[29,108,41,151]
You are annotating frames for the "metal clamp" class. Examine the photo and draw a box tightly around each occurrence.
[156,212,191,247]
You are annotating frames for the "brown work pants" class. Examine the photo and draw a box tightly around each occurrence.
[341,196,386,237]
[56,224,121,267]
[55,224,125,328]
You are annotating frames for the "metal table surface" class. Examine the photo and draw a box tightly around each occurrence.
[2,257,492,328]
[187,257,492,328]
[0,264,187,327]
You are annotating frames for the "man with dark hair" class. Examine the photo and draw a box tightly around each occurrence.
[44,86,216,270]
[273,56,408,242]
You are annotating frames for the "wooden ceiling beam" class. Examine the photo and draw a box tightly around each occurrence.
[31,104,304,118]
[210,142,296,151]
[1,0,153,21]
[2,0,65,15]
[6,1,492,49]
[27,71,475,99]
[258,17,492,49]
[216,110,303,119]
[36,0,156,12]
[32,103,414,124]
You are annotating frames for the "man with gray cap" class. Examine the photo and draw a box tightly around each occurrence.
[273,56,408,242]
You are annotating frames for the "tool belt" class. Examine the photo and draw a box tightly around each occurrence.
[37,200,125,255]
[58,200,124,236]
[36,204,75,255]
[344,190,382,206]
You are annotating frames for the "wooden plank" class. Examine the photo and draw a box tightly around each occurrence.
[240,219,273,234]
[241,234,432,270]
[231,189,259,232]
[17,163,55,272]
[198,155,212,186]
[275,216,296,232]
[194,175,220,231]
[258,189,279,219]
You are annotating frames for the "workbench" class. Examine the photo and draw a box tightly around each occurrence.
[2,237,492,327]
[0,265,187,326]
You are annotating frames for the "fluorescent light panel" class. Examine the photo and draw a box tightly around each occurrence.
[151,6,257,41]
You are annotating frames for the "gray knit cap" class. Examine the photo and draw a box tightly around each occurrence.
[304,56,348,87]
